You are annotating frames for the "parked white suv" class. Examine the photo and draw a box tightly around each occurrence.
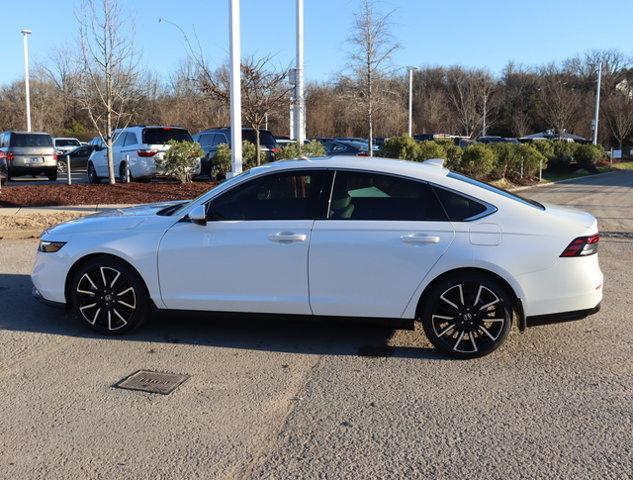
[87,126,200,183]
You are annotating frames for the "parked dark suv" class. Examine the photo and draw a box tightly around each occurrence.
[193,128,278,178]
[0,131,58,182]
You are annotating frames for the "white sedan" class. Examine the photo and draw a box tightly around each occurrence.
[32,156,603,358]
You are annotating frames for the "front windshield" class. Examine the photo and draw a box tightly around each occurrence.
[169,170,252,216]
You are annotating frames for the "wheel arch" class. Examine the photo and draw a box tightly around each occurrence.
[64,253,150,307]
[413,267,526,330]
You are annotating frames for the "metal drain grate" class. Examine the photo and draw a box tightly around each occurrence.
[114,370,189,395]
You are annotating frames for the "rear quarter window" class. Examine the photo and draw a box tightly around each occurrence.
[433,187,489,221]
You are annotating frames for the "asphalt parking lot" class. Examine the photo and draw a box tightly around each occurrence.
[7,170,89,185]
[0,171,632,479]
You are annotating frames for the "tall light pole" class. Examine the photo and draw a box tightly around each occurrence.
[407,66,416,137]
[21,29,32,132]
[592,62,602,145]
[294,0,305,145]
[228,0,242,176]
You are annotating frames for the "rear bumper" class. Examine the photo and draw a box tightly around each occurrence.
[526,303,601,327]
[9,165,57,176]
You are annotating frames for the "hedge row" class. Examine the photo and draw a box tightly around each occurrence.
[380,135,606,181]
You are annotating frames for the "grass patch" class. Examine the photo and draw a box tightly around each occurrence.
[612,161,633,170]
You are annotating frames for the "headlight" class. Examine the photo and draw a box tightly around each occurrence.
[38,240,66,253]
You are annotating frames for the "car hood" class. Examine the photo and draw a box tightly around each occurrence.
[43,201,189,237]
[542,202,598,231]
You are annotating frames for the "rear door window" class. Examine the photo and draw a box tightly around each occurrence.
[328,171,448,221]
[10,134,53,148]
[142,128,192,145]
[123,133,138,146]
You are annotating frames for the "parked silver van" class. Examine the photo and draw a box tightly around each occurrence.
[0,131,58,182]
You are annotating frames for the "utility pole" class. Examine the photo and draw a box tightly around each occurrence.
[482,92,488,137]
[593,62,602,145]
[228,0,242,176]
[294,0,305,144]
[407,66,416,137]
[21,29,32,132]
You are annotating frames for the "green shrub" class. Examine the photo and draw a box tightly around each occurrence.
[212,140,266,175]
[549,141,578,170]
[157,140,204,183]
[574,144,605,172]
[488,143,519,179]
[213,143,232,177]
[380,135,419,160]
[460,144,495,178]
[415,141,447,162]
[515,144,547,178]
[530,139,555,160]
[444,144,463,170]
[276,140,326,160]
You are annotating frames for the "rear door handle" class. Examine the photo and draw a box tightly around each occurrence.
[401,234,440,244]
[268,232,307,243]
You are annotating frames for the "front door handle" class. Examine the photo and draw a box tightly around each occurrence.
[268,232,307,243]
[401,234,440,244]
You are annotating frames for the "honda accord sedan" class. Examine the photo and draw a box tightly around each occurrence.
[32,156,603,358]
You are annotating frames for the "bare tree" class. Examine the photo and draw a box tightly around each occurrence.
[537,65,582,137]
[347,0,399,156]
[604,92,633,157]
[76,0,141,184]
[198,56,292,165]
[446,67,494,138]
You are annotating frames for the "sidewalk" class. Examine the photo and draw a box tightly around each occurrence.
[0,204,137,216]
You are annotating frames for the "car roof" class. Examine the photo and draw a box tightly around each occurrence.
[249,155,450,181]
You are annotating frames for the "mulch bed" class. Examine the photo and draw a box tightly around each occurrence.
[0,181,218,208]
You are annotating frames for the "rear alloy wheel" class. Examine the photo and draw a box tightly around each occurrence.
[87,162,100,184]
[71,257,149,334]
[421,273,512,359]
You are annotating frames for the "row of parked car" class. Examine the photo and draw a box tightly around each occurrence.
[0,126,387,184]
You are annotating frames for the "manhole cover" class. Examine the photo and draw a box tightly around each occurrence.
[114,370,189,395]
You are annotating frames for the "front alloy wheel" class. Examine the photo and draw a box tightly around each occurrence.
[421,274,512,358]
[71,257,149,334]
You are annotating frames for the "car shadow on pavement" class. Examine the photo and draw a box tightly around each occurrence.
[0,273,446,361]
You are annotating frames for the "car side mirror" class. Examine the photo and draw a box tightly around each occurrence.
[188,204,207,226]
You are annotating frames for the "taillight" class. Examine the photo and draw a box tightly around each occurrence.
[271,148,280,153]
[5,151,14,161]
[53,152,58,161]
[357,151,369,157]
[138,149,158,157]
[560,234,600,257]
[0,151,5,160]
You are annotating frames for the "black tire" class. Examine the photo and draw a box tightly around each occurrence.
[87,162,100,184]
[70,256,150,334]
[420,272,513,359]
[47,169,58,181]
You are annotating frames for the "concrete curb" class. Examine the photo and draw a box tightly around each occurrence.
[0,204,137,216]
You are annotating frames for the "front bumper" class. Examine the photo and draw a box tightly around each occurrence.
[32,285,66,309]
